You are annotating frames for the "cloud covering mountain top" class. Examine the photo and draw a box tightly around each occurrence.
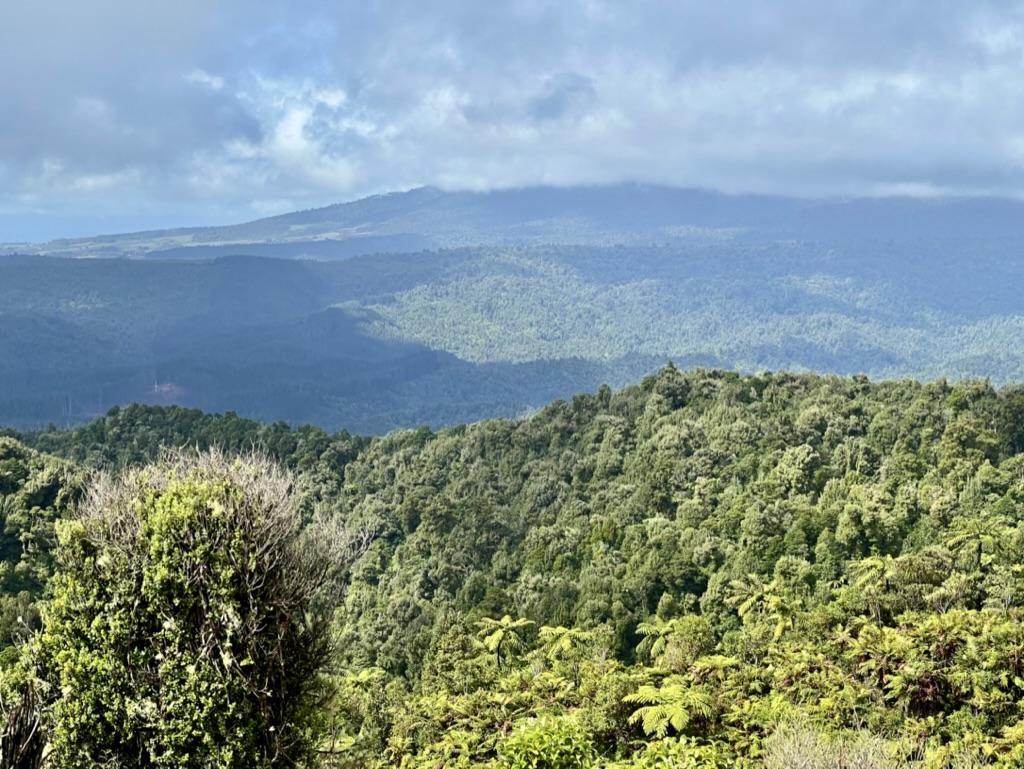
[3,1,1023,239]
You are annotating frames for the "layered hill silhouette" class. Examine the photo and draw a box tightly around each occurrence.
[3,184,1024,431]
[10,184,1024,259]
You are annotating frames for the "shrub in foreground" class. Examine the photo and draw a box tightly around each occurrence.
[34,451,356,769]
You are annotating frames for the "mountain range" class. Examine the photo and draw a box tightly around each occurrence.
[3,184,1024,432]
[9,184,1024,260]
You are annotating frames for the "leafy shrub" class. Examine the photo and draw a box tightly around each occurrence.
[497,715,597,769]
[34,450,364,769]
[606,736,737,768]
[762,724,904,769]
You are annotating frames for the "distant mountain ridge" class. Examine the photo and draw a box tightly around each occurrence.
[11,183,1024,259]
[4,183,1024,432]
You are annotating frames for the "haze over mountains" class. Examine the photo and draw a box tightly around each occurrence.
[10,184,1024,259]
[3,183,1024,432]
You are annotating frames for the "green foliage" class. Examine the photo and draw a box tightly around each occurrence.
[9,368,1024,766]
[761,724,908,769]
[637,615,715,672]
[0,438,79,655]
[7,227,1024,433]
[32,452,340,769]
[312,368,1024,766]
[497,715,597,769]
[605,737,739,769]
[477,616,536,669]
[624,678,716,738]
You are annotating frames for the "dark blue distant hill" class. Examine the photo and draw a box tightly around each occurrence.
[3,184,1024,432]
[13,184,1024,259]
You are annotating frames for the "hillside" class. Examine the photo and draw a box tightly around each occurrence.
[9,368,1024,766]
[0,438,80,660]
[3,231,1024,431]
[10,184,1024,260]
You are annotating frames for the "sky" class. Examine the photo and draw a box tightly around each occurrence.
[2,1,1024,241]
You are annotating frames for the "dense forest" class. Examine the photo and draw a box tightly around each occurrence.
[5,367,1024,766]
[4,232,1024,432]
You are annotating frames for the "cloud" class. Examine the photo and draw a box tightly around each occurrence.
[529,73,596,121]
[3,0,1024,239]
[187,69,226,91]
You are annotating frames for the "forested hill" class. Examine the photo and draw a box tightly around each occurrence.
[9,368,1024,764]
[5,185,1024,433]
[4,234,1024,431]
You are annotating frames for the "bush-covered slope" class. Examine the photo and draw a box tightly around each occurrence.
[320,368,1024,669]
[0,438,80,660]
[14,367,1024,765]
[317,368,1024,766]
[4,235,1024,432]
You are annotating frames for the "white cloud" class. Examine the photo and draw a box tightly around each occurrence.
[4,0,1024,237]
[186,69,226,91]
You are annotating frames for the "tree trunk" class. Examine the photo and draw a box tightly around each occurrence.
[0,688,44,769]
